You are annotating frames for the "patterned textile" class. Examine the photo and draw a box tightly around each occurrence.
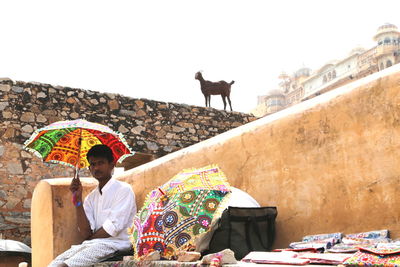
[129,165,231,260]
[242,251,310,265]
[24,119,134,169]
[302,232,343,242]
[344,247,400,266]
[48,242,117,267]
[299,252,351,265]
[289,239,335,251]
[328,231,390,253]
[346,230,389,239]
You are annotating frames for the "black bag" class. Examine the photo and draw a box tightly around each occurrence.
[205,206,277,260]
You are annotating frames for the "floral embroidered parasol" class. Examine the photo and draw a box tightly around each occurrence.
[23,119,134,169]
[129,165,231,260]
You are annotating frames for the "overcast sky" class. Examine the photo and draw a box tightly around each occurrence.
[1,0,399,113]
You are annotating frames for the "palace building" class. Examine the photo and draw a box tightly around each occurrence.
[252,23,400,117]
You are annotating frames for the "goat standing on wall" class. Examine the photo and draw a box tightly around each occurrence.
[195,71,234,111]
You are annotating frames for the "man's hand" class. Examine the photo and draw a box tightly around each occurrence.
[88,227,111,240]
[69,171,93,240]
[70,172,82,203]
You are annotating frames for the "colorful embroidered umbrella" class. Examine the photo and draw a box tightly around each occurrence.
[23,119,134,169]
[129,165,231,260]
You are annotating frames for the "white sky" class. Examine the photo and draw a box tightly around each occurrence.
[1,0,399,113]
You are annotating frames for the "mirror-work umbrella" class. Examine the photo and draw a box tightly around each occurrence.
[129,165,232,260]
[23,119,134,170]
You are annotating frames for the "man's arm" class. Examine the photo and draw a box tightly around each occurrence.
[70,177,93,240]
[88,227,111,240]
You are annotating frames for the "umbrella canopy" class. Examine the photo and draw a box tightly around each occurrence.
[129,165,232,260]
[23,119,134,169]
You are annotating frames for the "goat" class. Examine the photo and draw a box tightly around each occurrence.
[195,71,234,111]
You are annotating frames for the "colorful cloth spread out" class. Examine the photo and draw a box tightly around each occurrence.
[129,165,232,260]
[345,230,389,240]
[328,230,390,253]
[344,247,400,266]
[24,119,134,169]
[302,232,343,243]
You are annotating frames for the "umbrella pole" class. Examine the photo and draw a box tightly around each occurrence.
[72,134,82,207]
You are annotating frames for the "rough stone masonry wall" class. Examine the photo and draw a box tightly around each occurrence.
[0,78,256,245]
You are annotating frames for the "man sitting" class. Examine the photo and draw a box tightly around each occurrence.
[48,144,137,267]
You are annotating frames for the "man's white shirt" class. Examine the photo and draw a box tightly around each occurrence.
[82,178,136,251]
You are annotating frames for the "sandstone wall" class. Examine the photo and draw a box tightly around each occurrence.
[0,79,255,245]
[115,64,400,248]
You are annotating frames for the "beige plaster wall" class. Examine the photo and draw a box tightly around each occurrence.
[31,178,97,267]
[118,64,400,248]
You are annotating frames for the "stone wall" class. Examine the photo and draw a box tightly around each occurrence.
[0,78,256,245]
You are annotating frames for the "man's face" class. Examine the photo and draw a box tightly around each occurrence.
[88,156,114,181]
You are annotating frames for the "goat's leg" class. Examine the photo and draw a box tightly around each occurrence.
[204,95,208,107]
[221,95,227,110]
[227,96,233,111]
[208,95,211,108]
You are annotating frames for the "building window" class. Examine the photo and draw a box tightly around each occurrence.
[384,37,391,44]
[332,70,336,78]
[380,62,384,70]
[323,75,327,83]
[328,72,332,80]
[387,60,393,68]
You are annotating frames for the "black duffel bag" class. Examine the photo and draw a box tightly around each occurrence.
[205,206,278,260]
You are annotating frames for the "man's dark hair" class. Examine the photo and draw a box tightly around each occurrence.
[86,144,114,163]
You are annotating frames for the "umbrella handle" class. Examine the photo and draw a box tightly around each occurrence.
[72,168,82,207]
[72,191,82,207]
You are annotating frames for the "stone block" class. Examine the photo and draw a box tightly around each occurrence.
[66,97,76,104]
[4,214,30,225]
[23,199,31,209]
[36,114,47,123]
[90,99,99,105]
[135,109,146,117]
[108,99,119,110]
[2,111,12,119]
[37,92,47,98]
[11,86,23,93]
[145,141,158,151]
[0,84,11,92]
[0,190,7,199]
[135,100,145,108]
[120,109,135,116]
[131,126,145,135]
[7,162,24,175]
[0,101,8,111]
[70,112,79,119]
[5,197,20,209]
[172,126,185,133]
[21,124,34,133]
[14,185,28,198]
[20,112,35,122]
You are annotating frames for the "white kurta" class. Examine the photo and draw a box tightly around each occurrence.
[81,178,137,251]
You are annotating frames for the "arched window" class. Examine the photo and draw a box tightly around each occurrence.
[328,72,332,80]
[384,37,391,44]
[323,75,327,83]
[380,63,384,70]
[332,70,336,79]
[386,60,392,68]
